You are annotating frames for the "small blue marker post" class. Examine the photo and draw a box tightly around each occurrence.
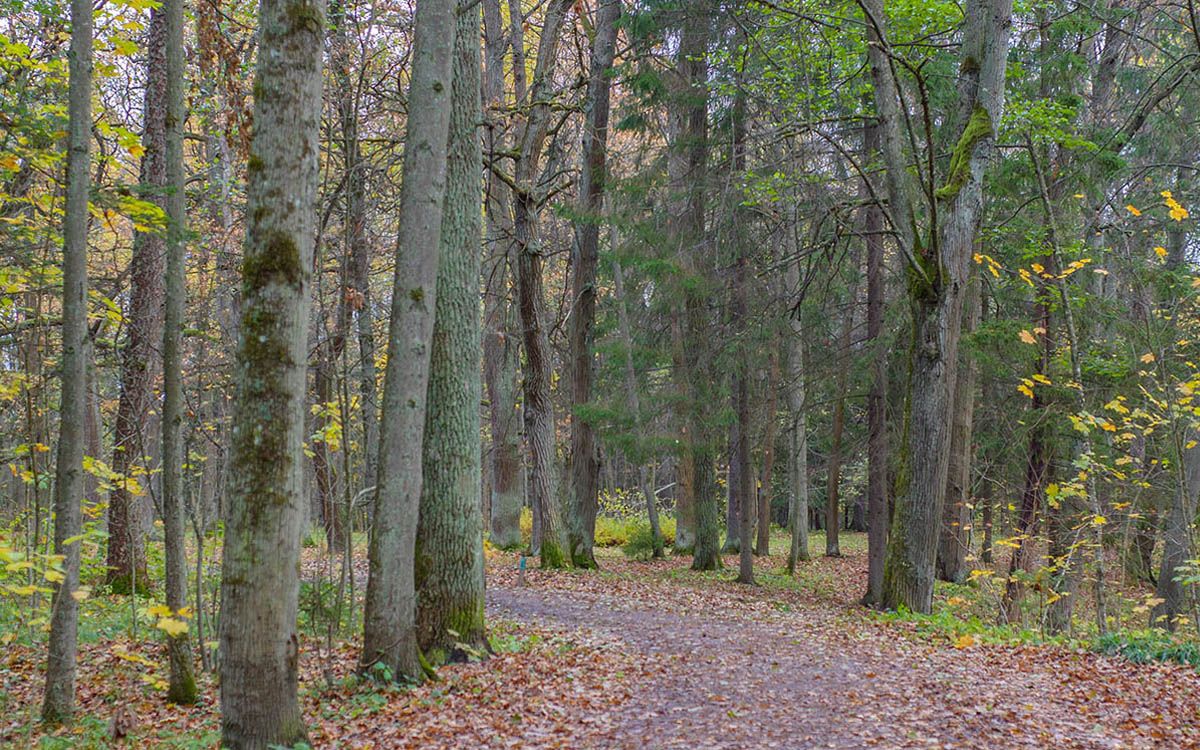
[518,554,527,587]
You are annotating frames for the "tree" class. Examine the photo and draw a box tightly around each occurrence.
[415,0,487,661]
[509,0,575,568]
[362,0,457,679]
[865,0,1014,613]
[41,0,91,724]
[161,0,197,704]
[567,0,621,570]
[217,0,325,744]
[106,1,168,595]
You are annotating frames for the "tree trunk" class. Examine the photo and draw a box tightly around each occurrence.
[825,282,855,557]
[107,4,168,594]
[161,0,197,704]
[362,0,457,679]
[936,273,980,583]
[218,0,324,744]
[868,0,1012,614]
[863,118,888,606]
[510,0,575,569]
[416,2,486,661]
[41,0,90,723]
[567,0,620,569]
[723,430,741,554]
[786,254,810,573]
[756,348,779,555]
[481,0,523,551]
[1153,431,1200,629]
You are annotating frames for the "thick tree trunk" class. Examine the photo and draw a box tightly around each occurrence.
[785,256,810,573]
[41,0,90,723]
[863,119,888,604]
[161,0,197,704]
[567,0,620,569]
[869,0,1012,614]
[218,0,324,745]
[936,274,980,583]
[362,0,457,679]
[107,5,167,594]
[416,3,486,661]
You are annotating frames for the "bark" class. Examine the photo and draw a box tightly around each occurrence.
[416,2,486,661]
[723,430,742,554]
[217,0,323,744]
[107,5,168,594]
[863,116,888,605]
[567,0,620,569]
[481,0,523,550]
[936,273,980,583]
[785,254,810,573]
[362,0,457,678]
[161,0,196,704]
[510,0,575,568]
[669,1,718,570]
[41,0,90,723]
[867,0,1012,613]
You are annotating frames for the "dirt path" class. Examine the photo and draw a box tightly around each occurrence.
[487,567,1200,749]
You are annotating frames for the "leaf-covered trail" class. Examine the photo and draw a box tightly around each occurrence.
[488,558,1200,749]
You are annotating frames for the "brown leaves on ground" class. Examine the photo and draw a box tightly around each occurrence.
[4,539,1200,747]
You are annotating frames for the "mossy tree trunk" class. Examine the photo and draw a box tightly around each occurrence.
[217,0,324,745]
[106,3,167,595]
[41,0,90,723]
[161,0,197,705]
[567,0,620,570]
[865,0,1012,614]
[416,1,487,662]
[362,0,457,678]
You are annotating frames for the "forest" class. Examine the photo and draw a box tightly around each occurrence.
[2,0,1200,746]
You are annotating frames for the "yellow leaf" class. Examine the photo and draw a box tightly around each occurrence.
[147,604,172,618]
[1155,246,1168,259]
[1126,204,1142,216]
[1018,330,1037,345]
[1141,352,1156,364]
[1017,384,1034,398]
[954,634,976,649]
[156,617,189,637]
[1032,374,1051,385]
[1092,515,1108,526]
[70,587,90,602]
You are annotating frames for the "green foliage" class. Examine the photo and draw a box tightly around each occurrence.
[1095,631,1200,669]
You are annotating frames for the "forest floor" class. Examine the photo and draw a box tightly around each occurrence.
[5,532,1200,748]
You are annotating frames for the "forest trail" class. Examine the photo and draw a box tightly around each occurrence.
[486,559,1200,750]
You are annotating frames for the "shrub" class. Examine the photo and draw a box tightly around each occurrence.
[1095,631,1200,668]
